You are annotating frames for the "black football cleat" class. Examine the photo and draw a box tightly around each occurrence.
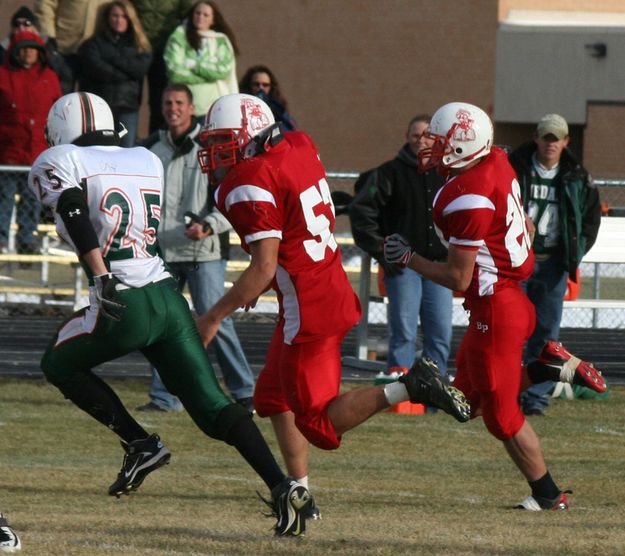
[399,357,470,422]
[108,434,171,497]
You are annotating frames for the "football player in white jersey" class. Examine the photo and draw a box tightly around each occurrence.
[28,92,312,536]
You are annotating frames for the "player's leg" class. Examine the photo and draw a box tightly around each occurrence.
[255,327,321,520]
[270,411,309,484]
[472,289,569,510]
[522,341,607,393]
[42,305,151,442]
[42,288,172,496]
[145,281,311,534]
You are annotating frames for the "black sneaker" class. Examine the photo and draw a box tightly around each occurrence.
[108,434,171,497]
[259,478,312,536]
[0,513,21,552]
[399,357,471,423]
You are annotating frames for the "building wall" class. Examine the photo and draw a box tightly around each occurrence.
[224,0,498,173]
[3,0,624,180]
[584,104,625,179]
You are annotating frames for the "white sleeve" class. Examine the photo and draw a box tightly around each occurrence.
[28,146,82,211]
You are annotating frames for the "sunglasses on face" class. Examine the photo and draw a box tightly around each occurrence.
[13,19,33,28]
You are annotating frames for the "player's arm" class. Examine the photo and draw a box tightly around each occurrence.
[196,237,279,346]
[384,233,476,292]
[408,245,476,292]
[56,187,100,259]
[57,187,125,320]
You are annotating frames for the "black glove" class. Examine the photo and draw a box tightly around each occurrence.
[372,253,403,278]
[94,273,126,321]
[383,233,413,268]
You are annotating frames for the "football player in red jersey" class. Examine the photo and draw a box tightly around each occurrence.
[384,102,588,511]
[196,94,470,516]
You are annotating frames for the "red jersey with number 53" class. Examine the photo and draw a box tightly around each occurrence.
[214,131,361,344]
[432,147,534,298]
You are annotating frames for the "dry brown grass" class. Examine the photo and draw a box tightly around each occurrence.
[1,378,624,555]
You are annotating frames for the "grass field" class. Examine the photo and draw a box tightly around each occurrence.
[1,378,624,555]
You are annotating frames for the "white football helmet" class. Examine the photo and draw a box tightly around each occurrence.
[419,102,493,172]
[197,93,275,180]
[45,92,116,147]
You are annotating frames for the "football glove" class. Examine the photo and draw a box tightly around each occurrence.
[372,253,403,278]
[384,233,413,268]
[94,273,126,321]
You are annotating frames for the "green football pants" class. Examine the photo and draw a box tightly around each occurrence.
[42,277,246,439]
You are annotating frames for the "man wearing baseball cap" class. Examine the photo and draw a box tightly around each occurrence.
[508,114,601,416]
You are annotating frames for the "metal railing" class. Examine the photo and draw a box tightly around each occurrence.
[2,167,625,366]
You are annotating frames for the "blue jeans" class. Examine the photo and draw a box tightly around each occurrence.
[0,171,40,248]
[384,267,453,376]
[148,260,255,411]
[116,111,139,148]
[520,257,568,413]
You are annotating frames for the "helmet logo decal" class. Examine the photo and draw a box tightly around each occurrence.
[453,109,476,142]
[243,98,272,133]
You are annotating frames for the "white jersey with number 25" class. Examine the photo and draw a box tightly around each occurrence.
[28,144,170,287]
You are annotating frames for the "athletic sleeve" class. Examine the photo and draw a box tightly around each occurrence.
[28,145,83,211]
[443,193,496,250]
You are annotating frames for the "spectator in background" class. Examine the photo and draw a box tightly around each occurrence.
[239,65,297,131]
[164,1,239,118]
[509,114,601,416]
[0,6,70,88]
[0,28,62,254]
[34,0,109,93]
[132,0,194,132]
[78,1,152,147]
[137,84,256,413]
[349,115,452,387]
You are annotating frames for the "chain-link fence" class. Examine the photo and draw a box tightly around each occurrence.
[2,165,625,335]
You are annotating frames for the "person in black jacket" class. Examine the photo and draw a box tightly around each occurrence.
[78,0,152,147]
[348,114,453,382]
[509,113,601,416]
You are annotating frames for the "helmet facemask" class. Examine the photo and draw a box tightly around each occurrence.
[197,127,250,186]
[417,131,449,173]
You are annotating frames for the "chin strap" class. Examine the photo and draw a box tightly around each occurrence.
[243,123,284,158]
